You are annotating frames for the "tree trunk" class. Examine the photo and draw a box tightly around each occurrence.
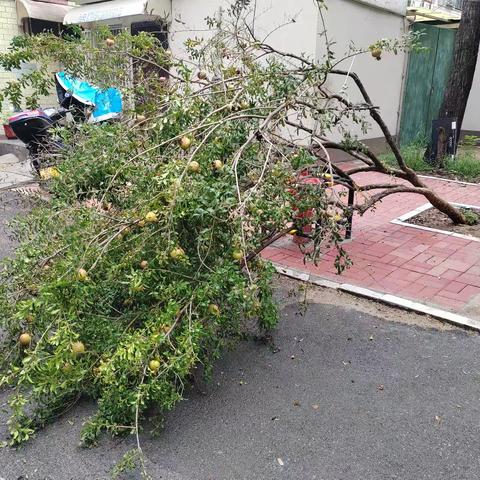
[406,170,467,224]
[440,1,480,134]
[326,69,468,225]
[422,189,466,224]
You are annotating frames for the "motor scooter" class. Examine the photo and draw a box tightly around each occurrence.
[7,72,122,173]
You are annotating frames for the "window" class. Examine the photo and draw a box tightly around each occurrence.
[131,20,169,83]
[130,21,168,49]
[83,24,126,46]
[22,18,62,36]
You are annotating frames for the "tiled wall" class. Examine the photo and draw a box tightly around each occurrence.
[0,0,20,115]
[0,0,59,118]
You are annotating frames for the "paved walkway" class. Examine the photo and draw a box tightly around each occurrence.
[0,152,32,188]
[263,166,480,320]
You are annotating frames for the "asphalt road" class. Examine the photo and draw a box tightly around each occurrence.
[0,191,27,261]
[1,295,480,480]
[0,190,480,479]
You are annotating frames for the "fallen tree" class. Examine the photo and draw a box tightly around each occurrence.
[0,1,467,475]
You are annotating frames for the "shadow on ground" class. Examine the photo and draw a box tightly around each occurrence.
[1,295,480,480]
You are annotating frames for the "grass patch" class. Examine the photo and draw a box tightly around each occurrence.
[462,208,480,226]
[380,144,432,172]
[445,152,480,181]
[380,143,480,182]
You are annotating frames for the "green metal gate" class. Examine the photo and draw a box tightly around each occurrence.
[399,23,456,146]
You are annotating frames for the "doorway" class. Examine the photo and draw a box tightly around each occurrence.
[399,23,456,146]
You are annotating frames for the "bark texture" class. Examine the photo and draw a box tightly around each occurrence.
[440,1,480,132]
[329,70,467,225]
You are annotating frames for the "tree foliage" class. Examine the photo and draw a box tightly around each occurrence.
[0,1,467,467]
[0,5,343,449]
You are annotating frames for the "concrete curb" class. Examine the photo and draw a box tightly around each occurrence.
[273,263,480,332]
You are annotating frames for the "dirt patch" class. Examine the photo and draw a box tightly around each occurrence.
[407,207,480,239]
[274,275,461,332]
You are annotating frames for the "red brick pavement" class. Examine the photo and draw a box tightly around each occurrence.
[263,167,480,319]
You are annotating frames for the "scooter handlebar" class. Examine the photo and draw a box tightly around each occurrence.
[48,107,69,123]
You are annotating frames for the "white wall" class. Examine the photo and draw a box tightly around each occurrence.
[169,0,318,59]
[318,0,407,140]
[169,0,407,141]
[462,54,480,132]
[354,0,407,15]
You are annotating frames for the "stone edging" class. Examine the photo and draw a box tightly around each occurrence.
[391,202,480,244]
[273,263,480,332]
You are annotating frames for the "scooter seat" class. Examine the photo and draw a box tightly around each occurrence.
[8,109,55,146]
[8,109,54,125]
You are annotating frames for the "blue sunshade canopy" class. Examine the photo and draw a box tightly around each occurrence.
[56,71,123,123]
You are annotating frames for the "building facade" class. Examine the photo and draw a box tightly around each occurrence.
[64,0,410,143]
[1,0,477,141]
[0,0,72,114]
[0,0,21,115]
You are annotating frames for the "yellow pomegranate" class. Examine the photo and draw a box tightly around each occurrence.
[145,211,158,223]
[187,161,200,173]
[72,341,86,355]
[208,304,221,316]
[77,268,88,282]
[180,136,192,150]
[170,247,186,260]
[19,333,32,347]
[212,160,224,171]
[232,249,244,261]
[149,359,161,372]
[371,48,382,60]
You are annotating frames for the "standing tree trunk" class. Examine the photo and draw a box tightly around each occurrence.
[440,1,480,134]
